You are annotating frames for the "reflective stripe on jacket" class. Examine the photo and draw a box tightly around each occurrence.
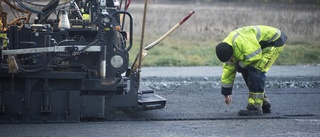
[220,25,286,95]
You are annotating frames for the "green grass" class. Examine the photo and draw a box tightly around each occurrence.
[129,35,217,67]
[277,43,320,65]
[129,35,320,67]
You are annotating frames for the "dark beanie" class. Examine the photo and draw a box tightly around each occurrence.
[215,42,233,62]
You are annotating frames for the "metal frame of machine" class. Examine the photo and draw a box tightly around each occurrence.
[0,0,166,122]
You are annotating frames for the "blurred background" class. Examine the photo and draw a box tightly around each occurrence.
[128,0,320,66]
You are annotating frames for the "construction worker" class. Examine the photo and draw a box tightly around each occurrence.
[215,25,287,116]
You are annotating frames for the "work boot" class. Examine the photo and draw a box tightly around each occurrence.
[262,93,271,113]
[262,103,271,113]
[238,92,264,116]
[238,105,263,116]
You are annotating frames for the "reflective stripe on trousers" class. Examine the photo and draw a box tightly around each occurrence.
[248,92,264,108]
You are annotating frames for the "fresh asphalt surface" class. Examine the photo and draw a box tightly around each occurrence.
[0,66,320,137]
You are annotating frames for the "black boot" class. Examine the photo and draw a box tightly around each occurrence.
[262,94,271,113]
[238,105,263,116]
[262,102,271,113]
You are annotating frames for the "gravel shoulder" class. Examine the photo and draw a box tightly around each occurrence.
[140,65,320,89]
[141,65,320,78]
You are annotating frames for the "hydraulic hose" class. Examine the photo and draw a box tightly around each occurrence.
[38,0,60,24]
[14,0,43,14]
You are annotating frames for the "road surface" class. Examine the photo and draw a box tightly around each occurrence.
[0,66,320,137]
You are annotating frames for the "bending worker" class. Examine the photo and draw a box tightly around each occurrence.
[215,25,287,116]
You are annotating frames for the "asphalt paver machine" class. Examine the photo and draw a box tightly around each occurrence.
[0,0,166,122]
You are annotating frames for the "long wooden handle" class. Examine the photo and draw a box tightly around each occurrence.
[131,10,195,72]
[144,11,195,51]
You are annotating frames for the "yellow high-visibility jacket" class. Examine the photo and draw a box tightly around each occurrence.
[220,25,286,95]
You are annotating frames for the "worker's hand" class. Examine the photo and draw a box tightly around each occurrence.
[224,95,232,105]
